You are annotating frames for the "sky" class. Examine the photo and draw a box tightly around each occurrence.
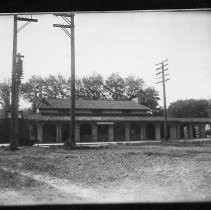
[0,11,211,109]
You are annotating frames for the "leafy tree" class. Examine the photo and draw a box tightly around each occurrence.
[45,74,70,99]
[152,106,164,116]
[105,73,126,100]
[105,73,145,101]
[75,77,85,99]
[21,75,46,103]
[0,82,10,114]
[138,87,160,115]
[20,74,71,103]
[168,99,210,118]
[81,73,107,100]
[124,75,144,100]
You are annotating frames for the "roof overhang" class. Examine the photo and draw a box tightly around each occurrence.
[26,114,211,123]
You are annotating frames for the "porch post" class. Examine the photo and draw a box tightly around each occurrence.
[75,123,80,143]
[200,123,206,138]
[108,124,114,142]
[125,122,130,141]
[176,123,181,139]
[36,122,44,143]
[92,123,97,142]
[55,123,62,143]
[170,123,177,140]
[29,124,33,140]
[155,123,161,140]
[188,123,193,139]
[140,123,145,140]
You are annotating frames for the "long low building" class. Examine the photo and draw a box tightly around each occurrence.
[25,98,211,143]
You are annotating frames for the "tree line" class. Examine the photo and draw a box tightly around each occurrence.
[0,72,211,118]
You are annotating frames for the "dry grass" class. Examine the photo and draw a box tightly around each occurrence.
[0,141,211,203]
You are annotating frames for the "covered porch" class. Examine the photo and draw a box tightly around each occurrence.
[27,115,211,143]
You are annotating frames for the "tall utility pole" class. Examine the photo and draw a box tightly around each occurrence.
[53,13,76,148]
[10,15,38,150]
[155,59,170,141]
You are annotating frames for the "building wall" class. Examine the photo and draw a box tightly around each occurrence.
[0,119,10,143]
[0,119,30,144]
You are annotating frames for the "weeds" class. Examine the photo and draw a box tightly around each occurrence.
[0,168,38,189]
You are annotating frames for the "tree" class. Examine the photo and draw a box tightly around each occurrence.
[153,106,164,116]
[168,99,210,118]
[124,75,144,100]
[21,75,46,103]
[45,74,70,99]
[81,73,107,100]
[138,87,161,115]
[0,82,10,114]
[75,77,85,99]
[105,73,145,101]
[20,74,71,106]
[105,73,126,100]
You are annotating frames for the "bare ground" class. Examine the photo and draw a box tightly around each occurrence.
[0,141,211,205]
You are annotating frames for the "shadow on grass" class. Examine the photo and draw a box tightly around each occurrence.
[0,167,40,189]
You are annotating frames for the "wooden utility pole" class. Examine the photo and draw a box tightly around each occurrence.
[10,15,38,150]
[10,15,18,150]
[53,13,76,147]
[155,59,170,141]
[70,14,76,147]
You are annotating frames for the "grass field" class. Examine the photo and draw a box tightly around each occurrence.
[0,141,211,204]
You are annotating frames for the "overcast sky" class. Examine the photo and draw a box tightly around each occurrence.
[0,11,211,109]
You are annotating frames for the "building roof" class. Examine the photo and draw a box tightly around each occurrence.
[37,98,150,110]
[26,114,211,123]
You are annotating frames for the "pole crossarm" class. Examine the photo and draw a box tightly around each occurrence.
[156,71,162,75]
[156,73,170,80]
[17,15,38,33]
[156,63,168,70]
[53,24,71,28]
[156,80,163,84]
[53,23,71,38]
[16,17,38,22]
[53,13,73,17]
[155,59,168,66]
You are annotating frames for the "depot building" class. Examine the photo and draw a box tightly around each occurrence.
[23,98,211,143]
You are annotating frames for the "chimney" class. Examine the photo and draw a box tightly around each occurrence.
[132,96,141,104]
